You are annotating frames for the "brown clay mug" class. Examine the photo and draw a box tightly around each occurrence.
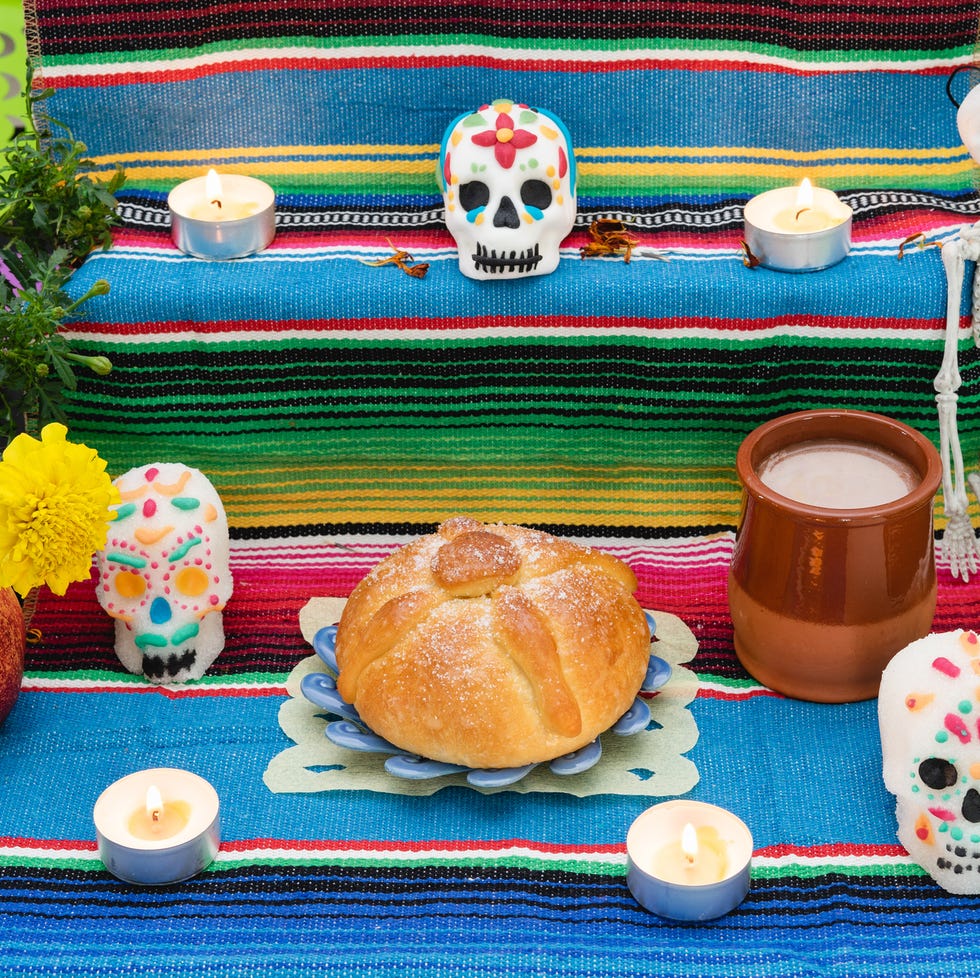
[728,409,942,702]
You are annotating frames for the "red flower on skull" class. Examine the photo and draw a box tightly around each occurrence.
[470,111,538,169]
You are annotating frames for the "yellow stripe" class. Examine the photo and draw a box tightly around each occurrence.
[106,157,966,185]
[91,144,440,165]
[92,143,967,169]
[577,160,973,185]
[219,486,740,529]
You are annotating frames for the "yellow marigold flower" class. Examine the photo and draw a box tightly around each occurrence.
[0,423,120,597]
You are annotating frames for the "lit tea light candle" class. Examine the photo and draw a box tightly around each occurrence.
[93,768,220,885]
[743,178,852,272]
[626,800,753,920]
[168,169,275,260]
[186,168,263,222]
[127,784,191,840]
[757,437,920,509]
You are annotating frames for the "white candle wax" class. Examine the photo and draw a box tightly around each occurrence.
[168,171,276,260]
[93,768,220,885]
[626,800,753,921]
[758,438,920,509]
[743,180,852,272]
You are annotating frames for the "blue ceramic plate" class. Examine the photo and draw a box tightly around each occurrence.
[301,610,671,787]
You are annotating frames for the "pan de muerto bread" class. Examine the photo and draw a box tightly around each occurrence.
[335,516,650,769]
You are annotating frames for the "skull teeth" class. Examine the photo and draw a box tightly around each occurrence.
[473,243,542,274]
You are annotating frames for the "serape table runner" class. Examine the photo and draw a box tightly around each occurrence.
[4,542,980,976]
[5,0,980,973]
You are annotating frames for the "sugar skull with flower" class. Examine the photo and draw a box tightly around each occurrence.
[438,99,577,280]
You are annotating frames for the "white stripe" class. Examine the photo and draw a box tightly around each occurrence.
[62,320,948,344]
[214,843,626,865]
[698,679,770,698]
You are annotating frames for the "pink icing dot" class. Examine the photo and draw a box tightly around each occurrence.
[143,499,157,517]
[209,594,220,605]
[144,467,159,481]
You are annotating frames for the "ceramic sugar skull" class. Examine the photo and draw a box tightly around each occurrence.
[438,99,576,279]
[96,463,232,683]
[879,629,980,893]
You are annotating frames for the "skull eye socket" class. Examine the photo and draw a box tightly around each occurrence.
[521,179,552,212]
[175,566,210,597]
[459,182,490,213]
[114,570,146,599]
[919,757,958,790]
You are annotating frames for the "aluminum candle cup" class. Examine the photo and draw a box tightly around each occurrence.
[626,801,753,921]
[728,409,942,702]
[168,172,275,260]
[743,183,852,272]
[93,768,220,885]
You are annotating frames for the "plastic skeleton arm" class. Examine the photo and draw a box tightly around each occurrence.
[936,223,980,580]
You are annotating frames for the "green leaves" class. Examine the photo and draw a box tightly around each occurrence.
[0,67,125,443]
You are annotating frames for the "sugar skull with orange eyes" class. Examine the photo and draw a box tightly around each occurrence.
[96,463,232,683]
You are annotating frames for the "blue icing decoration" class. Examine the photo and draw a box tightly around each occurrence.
[113,503,137,521]
[171,497,201,511]
[150,597,172,624]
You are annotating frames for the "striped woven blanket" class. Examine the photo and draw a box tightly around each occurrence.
[4,0,980,974]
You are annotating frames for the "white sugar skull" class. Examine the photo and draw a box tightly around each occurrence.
[438,99,576,279]
[96,463,233,683]
[879,629,980,893]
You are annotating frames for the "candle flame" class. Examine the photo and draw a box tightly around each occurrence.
[680,822,698,863]
[145,784,164,822]
[205,168,223,205]
[796,178,814,209]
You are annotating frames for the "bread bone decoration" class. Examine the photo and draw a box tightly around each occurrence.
[879,629,980,893]
[335,516,650,769]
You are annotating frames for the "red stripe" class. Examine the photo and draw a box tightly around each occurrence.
[20,682,288,698]
[39,54,961,91]
[222,836,626,854]
[66,313,942,336]
[0,835,911,860]
[755,842,908,858]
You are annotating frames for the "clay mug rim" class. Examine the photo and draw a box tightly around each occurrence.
[736,408,942,524]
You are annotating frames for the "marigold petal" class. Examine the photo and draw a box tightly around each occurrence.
[0,423,118,595]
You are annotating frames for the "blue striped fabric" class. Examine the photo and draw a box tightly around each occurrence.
[6,0,980,973]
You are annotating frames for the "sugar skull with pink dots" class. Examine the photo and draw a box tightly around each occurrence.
[438,99,577,280]
[879,629,980,893]
[96,463,233,683]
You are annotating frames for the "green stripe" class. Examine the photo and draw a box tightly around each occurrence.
[752,862,927,879]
